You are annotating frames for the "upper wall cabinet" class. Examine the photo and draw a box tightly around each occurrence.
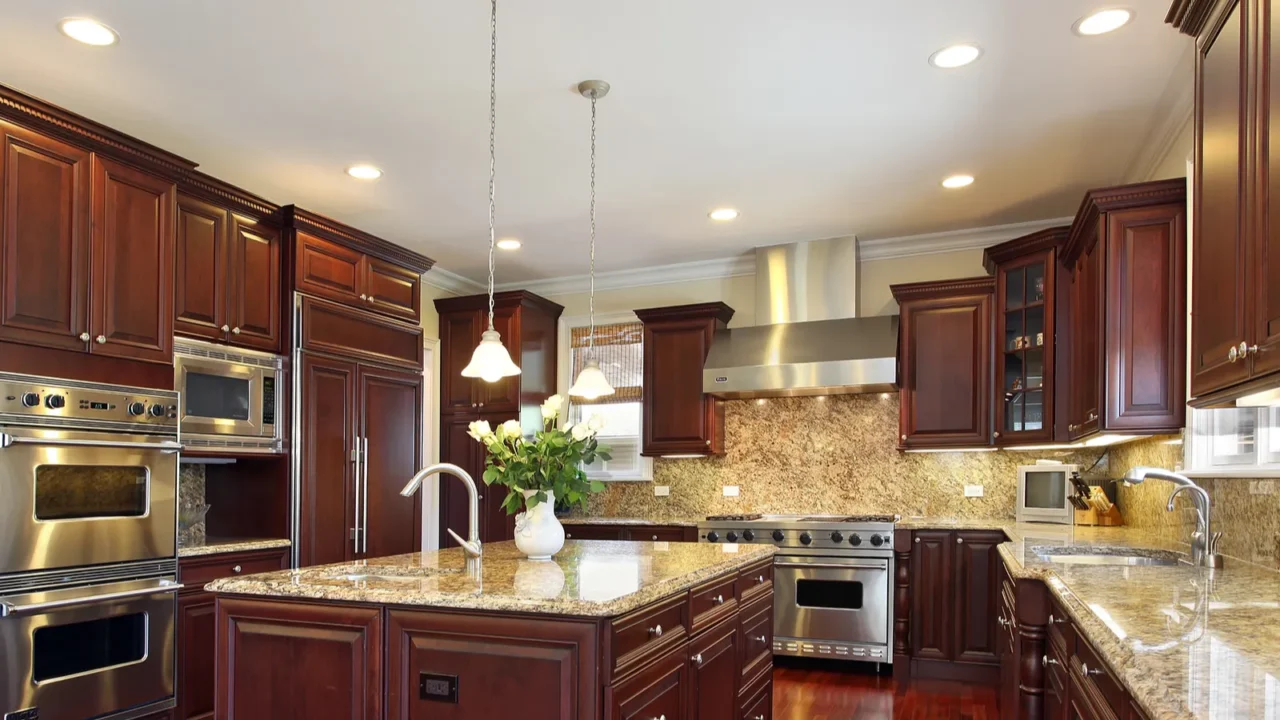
[175,173,282,352]
[1171,0,1280,405]
[982,227,1071,446]
[635,303,735,457]
[1061,179,1187,439]
[287,206,431,324]
[891,278,995,450]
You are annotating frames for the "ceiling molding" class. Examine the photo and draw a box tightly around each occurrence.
[422,266,486,294]
[1124,46,1195,183]
[857,217,1076,261]
[494,254,756,297]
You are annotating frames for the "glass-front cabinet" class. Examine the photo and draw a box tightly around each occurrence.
[983,227,1068,446]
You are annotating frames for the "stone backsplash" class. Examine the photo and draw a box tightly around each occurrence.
[178,463,208,547]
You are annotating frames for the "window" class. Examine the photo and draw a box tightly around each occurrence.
[562,315,652,481]
[1186,406,1280,474]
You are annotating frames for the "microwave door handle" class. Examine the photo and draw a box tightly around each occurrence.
[0,579,184,617]
[0,433,182,453]
[773,562,888,571]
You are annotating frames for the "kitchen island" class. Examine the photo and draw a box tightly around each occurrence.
[208,539,775,720]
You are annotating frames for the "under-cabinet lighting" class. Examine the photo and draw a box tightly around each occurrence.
[1002,443,1086,451]
[1082,434,1138,447]
[1235,387,1280,407]
[903,447,999,454]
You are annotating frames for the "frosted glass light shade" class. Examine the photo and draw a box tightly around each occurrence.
[461,329,521,383]
[569,357,615,400]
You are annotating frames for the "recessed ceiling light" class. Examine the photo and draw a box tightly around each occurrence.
[1074,9,1133,36]
[709,208,739,221]
[59,18,118,46]
[345,164,383,180]
[941,174,975,189]
[928,44,982,69]
[496,237,522,250]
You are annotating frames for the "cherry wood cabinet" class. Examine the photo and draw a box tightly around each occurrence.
[435,291,562,547]
[634,302,735,457]
[952,531,1005,665]
[357,365,423,559]
[909,530,955,661]
[891,278,995,450]
[562,523,699,542]
[687,617,739,720]
[1061,180,1187,440]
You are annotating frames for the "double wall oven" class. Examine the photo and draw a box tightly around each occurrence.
[0,372,182,720]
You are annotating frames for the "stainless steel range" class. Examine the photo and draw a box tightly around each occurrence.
[699,513,897,665]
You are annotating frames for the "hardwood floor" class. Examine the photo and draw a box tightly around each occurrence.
[773,660,999,720]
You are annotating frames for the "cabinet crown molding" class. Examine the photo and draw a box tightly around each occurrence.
[634,302,736,325]
[433,289,564,317]
[981,226,1069,275]
[283,205,435,275]
[178,170,280,219]
[1063,178,1187,263]
[890,276,995,303]
[1166,0,1219,36]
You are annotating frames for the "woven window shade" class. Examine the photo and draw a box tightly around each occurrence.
[570,321,643,404]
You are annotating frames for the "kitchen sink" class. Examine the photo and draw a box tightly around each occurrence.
[322,565,461,583]
[1031,546,1186,567]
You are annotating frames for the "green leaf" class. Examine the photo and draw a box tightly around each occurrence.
[597,452,612,461]
[589,480,606,493]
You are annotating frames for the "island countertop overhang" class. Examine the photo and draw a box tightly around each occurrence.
[207,539,775,618]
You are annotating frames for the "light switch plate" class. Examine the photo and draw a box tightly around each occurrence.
[654,485,671,497]
[964,484,984,498]
[723,485,740,497]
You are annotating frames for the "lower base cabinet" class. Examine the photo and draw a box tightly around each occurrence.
[563,523,699,542]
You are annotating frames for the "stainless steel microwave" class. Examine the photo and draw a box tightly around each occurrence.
[1015,463,1077,524]
[173,339,283,453]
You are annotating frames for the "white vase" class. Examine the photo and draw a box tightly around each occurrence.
[514,489,565,560]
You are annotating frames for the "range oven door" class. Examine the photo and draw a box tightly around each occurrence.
[773,555,890,654]
[174,354,277,440]
[0,426,179,576]
[0,577,180,720]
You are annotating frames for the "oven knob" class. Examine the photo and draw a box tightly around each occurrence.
[726,531,738,542]
[830,531,844,543]
[149,404,166,418]
[771,530,784,542]
[127,401,147,416]
[20,392,40,407]
[706,531,720,543]
[871,534,884,547]
[742,529,755,541]
[45,394,66,409]
[850,534,862,546]
[799,532,812,545]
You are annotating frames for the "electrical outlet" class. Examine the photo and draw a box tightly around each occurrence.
[654,485,671,497]
[723,485,740,497]
[1250,480,1276,495]
[964,484,984,498]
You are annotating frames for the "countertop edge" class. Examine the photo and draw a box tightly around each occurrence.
[179,538,292,558]
[558,517,701,527]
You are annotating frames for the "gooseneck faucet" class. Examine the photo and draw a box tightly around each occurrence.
[1123,467,1223,568]
[401,463,482,559]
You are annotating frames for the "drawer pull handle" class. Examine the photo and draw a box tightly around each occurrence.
[232,565,242,573]
[712,594,725,605]
[1082,662,1103,677]
[649,624,663,638]
[692,653,703,665]
[753,635,767,643]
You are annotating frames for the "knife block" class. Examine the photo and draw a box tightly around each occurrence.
[1073,505,1124,527]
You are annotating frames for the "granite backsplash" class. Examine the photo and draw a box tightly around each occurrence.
[178,463,207,547]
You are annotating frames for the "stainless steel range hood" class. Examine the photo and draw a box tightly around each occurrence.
[703,237,899,399]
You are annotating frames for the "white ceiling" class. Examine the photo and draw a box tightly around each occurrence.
[0,1,1191,285]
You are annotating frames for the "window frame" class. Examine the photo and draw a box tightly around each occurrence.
[1184,405,1280,478]
[557,310,654,482]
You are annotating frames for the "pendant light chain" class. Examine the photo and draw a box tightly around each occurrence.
[587,91,598,356]
[485,0,498,331]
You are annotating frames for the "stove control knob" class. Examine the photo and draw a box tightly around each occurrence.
[726,531,738,542]
[771,530,784,542]
[830,531,844,543]
[20,392,41,408]
[849,534,862,546]
[870,534,884,547]
[742,529,755,542]
[706,531,719,543]
[149,404,166,418]
[45,394,66,409]
[799,532,812,545]
[127,401,147,417]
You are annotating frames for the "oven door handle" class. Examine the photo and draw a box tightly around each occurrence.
[0,433,182,452]
[0,579,183,617]
[773,561,888,571]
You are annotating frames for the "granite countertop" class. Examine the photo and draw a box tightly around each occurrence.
[908,518,1280,719]
[559,516,701,527]
[179,537,292,558]
[208,539,773,617]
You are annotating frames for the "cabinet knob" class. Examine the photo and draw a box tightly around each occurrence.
[652,535,659,540]
[232,565,242,573]
[998,616,1009,627]
[1082,662,1103,678]
[471,403,477,408]
[1229,345,1240,363]
[1246,343,1259,356]
[95,335,106,344]
[993,431,1001,438]
[901,434,907,441]
[231,326,241,334]
[360,294,368,301]
[692,653,703,665]
[756,574,766,584]
[649,624,663,637]
[1050,613,1066,625]
[1043,654,1058,667]
[754,715,765,720]
[478,402,485,408]
[566,533,573,539]
[79,332,90,342]
[712,594,725,605]
[753,635,767,643]
[221,325,230,332]
[915,537,920,543]
[1088,411,1097,421]
[956,537,964,544]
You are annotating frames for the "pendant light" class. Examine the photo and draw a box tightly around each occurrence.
[569,80,616,400]
[462,0,521,384]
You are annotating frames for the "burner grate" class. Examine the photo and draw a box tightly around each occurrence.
[705,513,763,521]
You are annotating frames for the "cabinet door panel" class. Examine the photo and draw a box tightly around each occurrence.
[952,531,1004,665]
[297,232,364,305]
[478,303,521,411]
[478,410,518,543]
[1193,1,1251,396]
[1259,0,1280,376]
[899,294,992,448]
[299,354,358,567]
[1105,205,1186,432]
[358,366,422,559]
[608,646,687,720]
[364,256,421,323]
[229,216,281,351]
[440,310,481,412]
[174,194,228,342]
[910,530,954,660]
[439,415,480,549]
[1068,241,1103,440]
[688,619,738,720]
[0,120,91,350]
[90,155,175,363]
[642,318,716,454]
[177,592,216,720]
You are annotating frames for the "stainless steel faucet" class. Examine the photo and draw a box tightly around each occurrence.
[1122,467,1223,568]
[401,463,482,559]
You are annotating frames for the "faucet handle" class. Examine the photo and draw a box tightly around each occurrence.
[446,527,483,558]
[1209,531,1223,553]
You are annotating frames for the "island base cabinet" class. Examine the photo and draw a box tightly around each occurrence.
[215,598,383,720]
[608,644,690,720]
[386,609,599,720]
[688,617,740,720]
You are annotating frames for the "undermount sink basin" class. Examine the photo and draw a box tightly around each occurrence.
[1031,546,1186,567]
